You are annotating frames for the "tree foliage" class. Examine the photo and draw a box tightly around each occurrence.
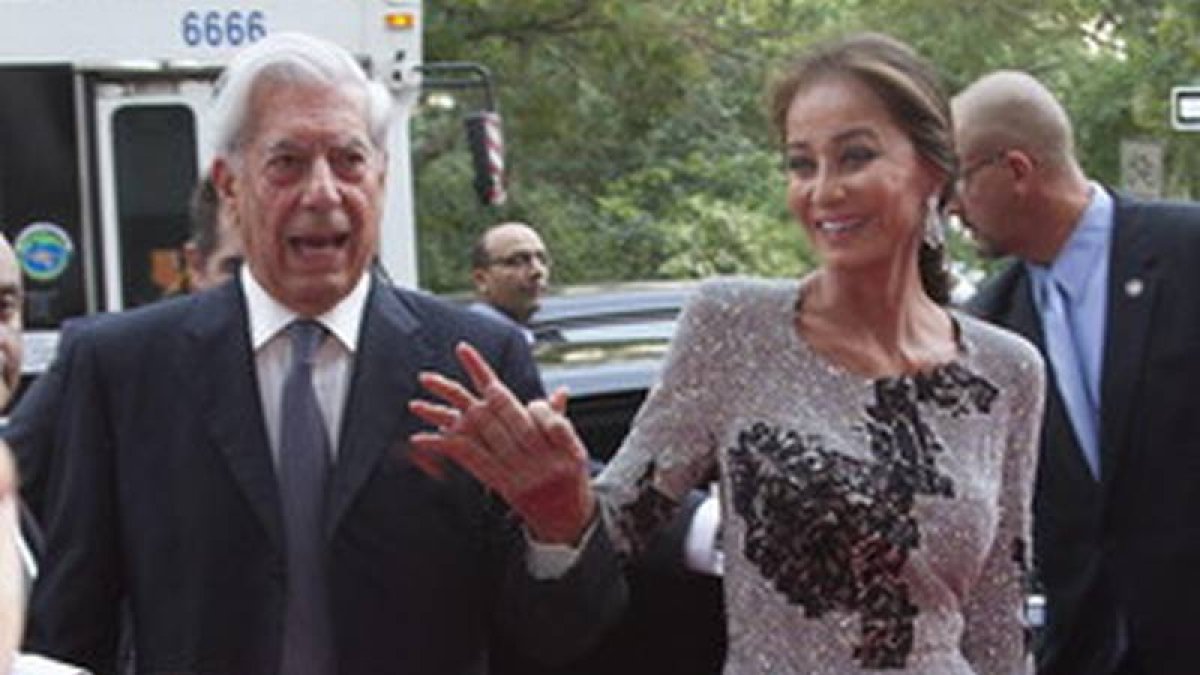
[414,0,1200,292]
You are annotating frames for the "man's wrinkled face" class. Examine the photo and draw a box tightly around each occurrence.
[214,79,385,316]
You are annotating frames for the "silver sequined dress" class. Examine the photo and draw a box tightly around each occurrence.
[595,278,1044,674]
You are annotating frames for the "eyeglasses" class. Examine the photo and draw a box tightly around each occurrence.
[955,149,1010,192]
[487,250,551,268]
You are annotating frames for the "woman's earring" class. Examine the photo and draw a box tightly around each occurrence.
[923,195,946,248]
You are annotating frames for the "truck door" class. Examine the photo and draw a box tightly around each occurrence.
[92,77,212,310]
[0,65,84,333]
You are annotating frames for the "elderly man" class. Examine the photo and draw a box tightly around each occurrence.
[955,70,1200,675]
[25,33,622,675]
[469,222,550,339]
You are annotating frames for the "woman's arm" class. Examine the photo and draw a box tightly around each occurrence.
[962,343,1045,673]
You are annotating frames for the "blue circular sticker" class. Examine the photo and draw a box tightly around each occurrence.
[15,221,74,282]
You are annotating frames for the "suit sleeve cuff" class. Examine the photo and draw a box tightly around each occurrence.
[524,518,600,580]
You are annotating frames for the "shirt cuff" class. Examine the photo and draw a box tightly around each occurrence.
[525,518,599,580]
[12,653,93,674]
[683,489,723,576]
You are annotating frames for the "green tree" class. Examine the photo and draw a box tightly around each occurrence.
[415,0,1200,293]
[417,0,712,291]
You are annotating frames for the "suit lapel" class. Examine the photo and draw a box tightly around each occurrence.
[968,261,1043,345]
[1000,268,1044,348]
[1098,198,1158,488]
[979,263,1099,485]
[325,279,431,537]
[183,282,285,551]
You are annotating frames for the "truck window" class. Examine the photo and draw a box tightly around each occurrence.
[108,104,198,307]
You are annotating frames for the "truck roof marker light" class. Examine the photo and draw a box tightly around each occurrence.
[385,12,416,30]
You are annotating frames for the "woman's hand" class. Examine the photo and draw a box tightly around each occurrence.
[409,342,595,546]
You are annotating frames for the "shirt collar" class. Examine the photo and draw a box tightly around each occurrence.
[1028,182,1113,300]
[242,266,370,353]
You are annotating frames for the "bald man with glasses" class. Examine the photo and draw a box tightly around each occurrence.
[470,223,551,342]
[954,69,1200,675]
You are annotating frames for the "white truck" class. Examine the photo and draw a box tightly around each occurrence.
[0,0,484,374]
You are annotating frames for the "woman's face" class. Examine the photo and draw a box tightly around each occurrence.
[783,75,940,276]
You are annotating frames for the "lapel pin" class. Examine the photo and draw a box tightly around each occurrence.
[1124,278,1144,298]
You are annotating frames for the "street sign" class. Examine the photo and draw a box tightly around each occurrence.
[1171,86,1200,131]
[1120,139,1163,198]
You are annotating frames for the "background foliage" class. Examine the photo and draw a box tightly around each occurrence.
[414,0,1200,293]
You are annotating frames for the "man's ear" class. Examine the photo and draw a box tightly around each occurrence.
[211,159,234,199]
[211,158,238,208]
[210,159,243,234]
[1006,149,1037,181]
[471,268,489,295]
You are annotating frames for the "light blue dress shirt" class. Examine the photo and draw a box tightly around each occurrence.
[1027,183,1113,472]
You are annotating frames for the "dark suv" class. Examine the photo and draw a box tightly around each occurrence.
[530,281,695,462]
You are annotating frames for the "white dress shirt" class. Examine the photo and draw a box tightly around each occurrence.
[240,268,585,577]
[241,267,370,466]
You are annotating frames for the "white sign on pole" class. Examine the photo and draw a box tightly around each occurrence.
[1120,139,1163,198]
[1171,86,1200,131]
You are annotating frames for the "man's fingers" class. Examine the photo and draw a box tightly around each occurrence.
[410,432,515,495]
[408,444,446,480]
[418,371,477,411]
[480,382,551,457]
[408,400,461,431]
[459,401,526,474]
[549,387,570,415]
[455,342,501,394]
[529,401,589,463]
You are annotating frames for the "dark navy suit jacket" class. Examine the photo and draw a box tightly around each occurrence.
[25,276,625,675]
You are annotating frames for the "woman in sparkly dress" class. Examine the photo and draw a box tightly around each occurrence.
[412,32,1044,674]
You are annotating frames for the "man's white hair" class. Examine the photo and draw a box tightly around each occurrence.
[208,32,393,158]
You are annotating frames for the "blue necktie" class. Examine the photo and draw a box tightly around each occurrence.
[1039,273,1101,478]
[279,320,335,674]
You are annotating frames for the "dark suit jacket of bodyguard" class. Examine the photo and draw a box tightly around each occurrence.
[966,189,1200,675]
[25,274,626,675]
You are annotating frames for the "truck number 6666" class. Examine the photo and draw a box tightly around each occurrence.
[181,10,268,48]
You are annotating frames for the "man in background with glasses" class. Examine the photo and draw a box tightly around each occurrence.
[470,222,551,342]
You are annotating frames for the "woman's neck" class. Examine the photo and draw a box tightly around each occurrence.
[796,266,955,377]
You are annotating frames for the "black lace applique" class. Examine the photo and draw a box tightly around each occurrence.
[619,461,678,556]
[728,366,997,669]
[912,362,999,418]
